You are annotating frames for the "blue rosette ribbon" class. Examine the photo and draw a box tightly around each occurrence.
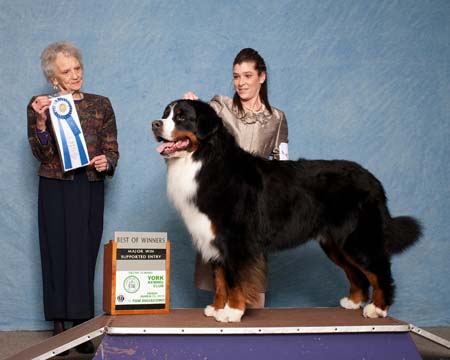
[51,97,88,169]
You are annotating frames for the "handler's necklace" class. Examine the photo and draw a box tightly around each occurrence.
[243,101,263,113]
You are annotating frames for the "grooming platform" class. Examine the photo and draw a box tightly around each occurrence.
[6,308,450,359]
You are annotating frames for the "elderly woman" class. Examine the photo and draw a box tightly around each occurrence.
[184,48,288,308]
[27,42,119,354]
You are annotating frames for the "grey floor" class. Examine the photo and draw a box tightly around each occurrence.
[0,328,449,359]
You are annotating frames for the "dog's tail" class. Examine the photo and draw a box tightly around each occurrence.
[384,216,422,255]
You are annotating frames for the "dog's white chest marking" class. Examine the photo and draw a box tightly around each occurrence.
[166,156,220,262]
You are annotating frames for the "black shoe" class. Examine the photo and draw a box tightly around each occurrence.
[76,340,95,354]
[53,320,65,336]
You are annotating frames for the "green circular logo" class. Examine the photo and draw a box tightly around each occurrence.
[123,275,140,294]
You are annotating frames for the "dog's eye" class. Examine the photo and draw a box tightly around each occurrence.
[177,116,185,122]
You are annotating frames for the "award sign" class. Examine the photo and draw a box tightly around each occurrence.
[103,232,170,315]
[49,94,89,172]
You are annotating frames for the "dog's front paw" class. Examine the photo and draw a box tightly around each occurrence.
[340,297,362,309]
[363,303,388,318]
[214,304,244,323]
[204,305,217,317]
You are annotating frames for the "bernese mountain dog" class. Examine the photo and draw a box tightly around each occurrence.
[152,99,421,323]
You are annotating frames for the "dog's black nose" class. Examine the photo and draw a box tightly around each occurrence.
[152,120,163,130]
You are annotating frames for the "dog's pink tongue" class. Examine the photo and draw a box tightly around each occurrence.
[175,139,189,149]
[156,139,190,155]
[156,142,175,154]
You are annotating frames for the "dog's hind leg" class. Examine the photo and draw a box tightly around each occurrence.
[320,241,370,309]
[204,264,228,317]
[342,222,395,318]
[356,259,394,318]
[343,203,396,318]
[339,240,394,317]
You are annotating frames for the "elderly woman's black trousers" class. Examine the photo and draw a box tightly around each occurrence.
[38,170,104,321]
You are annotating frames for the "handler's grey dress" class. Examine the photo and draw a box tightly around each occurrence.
[195,95,289,291]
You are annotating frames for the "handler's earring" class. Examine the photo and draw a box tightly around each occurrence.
[53,83,59,91]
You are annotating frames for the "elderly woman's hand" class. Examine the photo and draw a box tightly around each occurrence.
[31,96,51,131]
[90,155,109,172]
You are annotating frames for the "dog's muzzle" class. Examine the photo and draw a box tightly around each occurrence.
[152,120,163,136]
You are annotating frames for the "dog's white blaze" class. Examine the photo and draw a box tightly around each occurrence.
[166,156,220,262]
[160,106,176,140]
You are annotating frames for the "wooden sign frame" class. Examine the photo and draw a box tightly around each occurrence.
[103,239,170,315]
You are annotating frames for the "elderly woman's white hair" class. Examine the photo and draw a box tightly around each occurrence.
[40,42,83,82]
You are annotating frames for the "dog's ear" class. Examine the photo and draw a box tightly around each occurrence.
[193,101,221,140]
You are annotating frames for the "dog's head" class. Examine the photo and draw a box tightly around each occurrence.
[152,100,221,158]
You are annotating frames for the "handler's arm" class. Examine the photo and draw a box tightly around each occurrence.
[100,98,119,176]
[272,113,289,160]
[27,97,56,162]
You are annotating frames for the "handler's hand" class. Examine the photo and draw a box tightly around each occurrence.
[183,92,199,100]
[31,96,51,131]
[90,155,109,172]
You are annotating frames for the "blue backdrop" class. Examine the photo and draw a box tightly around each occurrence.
[0,0,449,330]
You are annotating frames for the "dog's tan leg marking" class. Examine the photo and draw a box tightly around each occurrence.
[204,265,228,317]
[357,269,389,318]
[320,242,369,308]
[212,266,228,309]
[214,286,246,323]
